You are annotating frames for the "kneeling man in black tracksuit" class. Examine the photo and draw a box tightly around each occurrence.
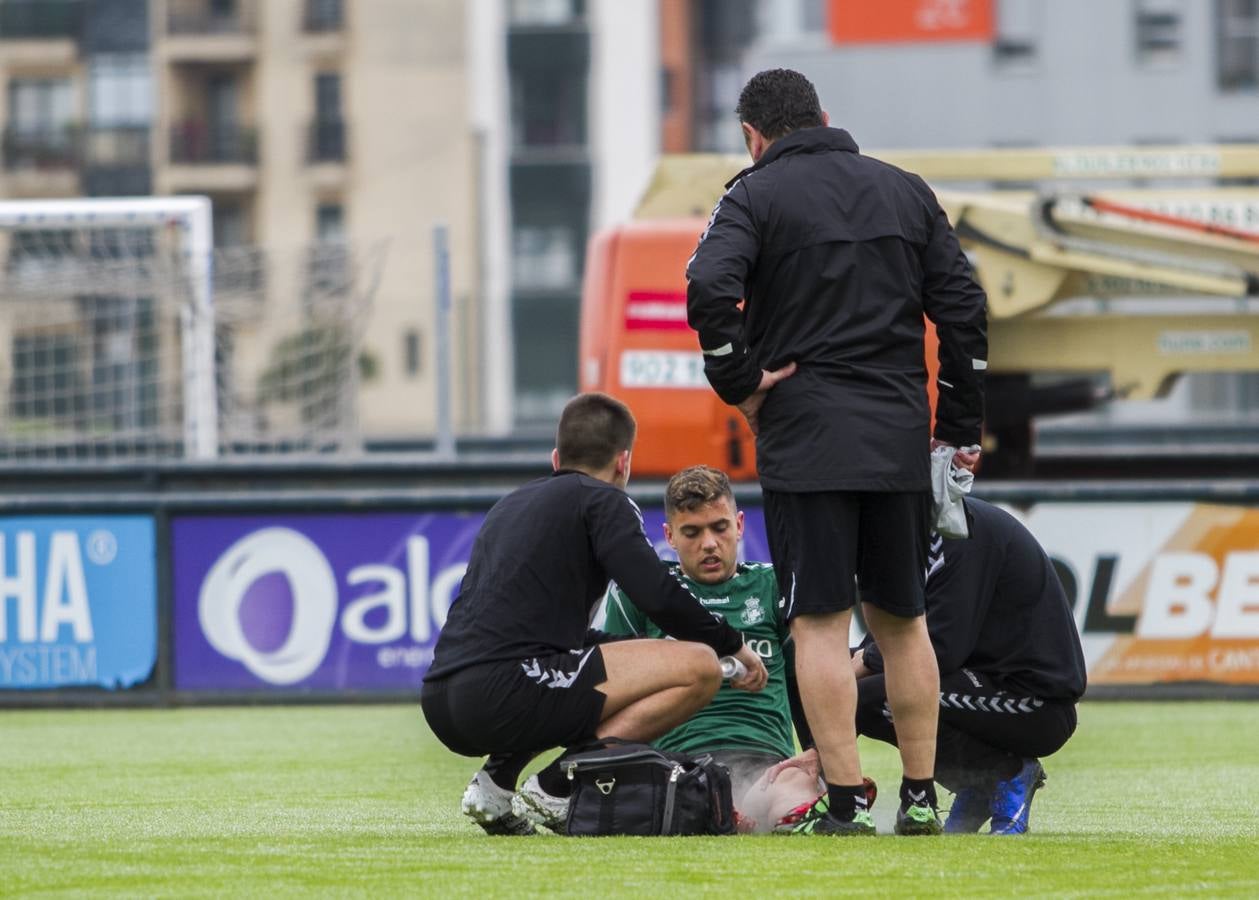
[421,393,767,835]
[852,498,1086,834]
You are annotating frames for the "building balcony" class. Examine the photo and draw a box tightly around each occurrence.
[164,0,257,61]
[82,126,152,197]
[306,119,346,164]
[2,126,78,170]
[170,121,256,164]
[83,125,150,167]
[0,0,82,40]
[163,121,257,192]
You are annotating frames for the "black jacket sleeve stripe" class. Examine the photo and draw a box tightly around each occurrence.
[685,180,764,406]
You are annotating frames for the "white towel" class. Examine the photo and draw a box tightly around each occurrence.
[930,444,978,539]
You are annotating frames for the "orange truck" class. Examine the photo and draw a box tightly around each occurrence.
[579,147,1259,479]
[577,215,939,480]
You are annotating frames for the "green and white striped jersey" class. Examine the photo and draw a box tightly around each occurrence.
[603,562,793,760]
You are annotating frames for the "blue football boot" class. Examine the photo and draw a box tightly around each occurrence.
[989,760,1046,835]
[944,787,991,833]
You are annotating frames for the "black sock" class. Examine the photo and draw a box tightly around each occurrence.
[826,783,869,822]
[900,776,938,809]
[483,751,536,791]
[535,757,573,798]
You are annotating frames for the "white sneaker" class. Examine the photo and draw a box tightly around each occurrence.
[461,770,536,835]
[511,774,570,835]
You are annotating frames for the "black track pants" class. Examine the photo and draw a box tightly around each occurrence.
[856,668,1077,792]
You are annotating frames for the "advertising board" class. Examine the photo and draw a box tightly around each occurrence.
[171,508,771,692]
[829,0,994,45]
[0,516,156,690]
[171,501,1259,691]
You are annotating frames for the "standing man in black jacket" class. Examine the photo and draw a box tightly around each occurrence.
[421,392,767,835]
[686,69,987,835]
[852,499,1087,835]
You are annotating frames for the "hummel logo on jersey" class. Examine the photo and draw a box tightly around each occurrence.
[700,596,729,606]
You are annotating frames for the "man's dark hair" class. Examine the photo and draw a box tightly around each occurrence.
[665,465,735,517]
[735,68,823,140]
[556,392,637,472]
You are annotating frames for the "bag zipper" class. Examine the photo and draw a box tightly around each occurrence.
[660,763,684,835]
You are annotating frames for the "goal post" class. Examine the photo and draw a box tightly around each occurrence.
[0,195,217,460]
[0,196,381,465]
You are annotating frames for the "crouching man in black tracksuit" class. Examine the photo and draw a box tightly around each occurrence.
[853,499,1086,834]
[421,393,767,835]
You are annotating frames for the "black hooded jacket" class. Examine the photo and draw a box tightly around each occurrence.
[863,499,1088,701]
[686,126,988,492]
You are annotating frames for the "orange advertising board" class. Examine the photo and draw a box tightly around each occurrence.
[1018,503,1259,687]
[829,0,994,45]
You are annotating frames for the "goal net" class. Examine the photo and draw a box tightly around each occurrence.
[0,197,382,464]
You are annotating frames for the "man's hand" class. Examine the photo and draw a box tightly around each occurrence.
[765,747,820,785]
[736,362,798,436]
[851,647,873,679]
[729,643,768,692]
[931,437,981,473]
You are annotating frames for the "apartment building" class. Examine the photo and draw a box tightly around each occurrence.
[0,0,482,441]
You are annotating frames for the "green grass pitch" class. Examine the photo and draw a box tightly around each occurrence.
[2,701,1257,898]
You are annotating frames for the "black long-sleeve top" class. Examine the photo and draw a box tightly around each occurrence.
[426,470,743,680]
[864,499,1087,701]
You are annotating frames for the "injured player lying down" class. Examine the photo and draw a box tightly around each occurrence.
[601,465,874,832]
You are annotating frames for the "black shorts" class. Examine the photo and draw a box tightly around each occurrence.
[420,646,608,757]
[763,489,930,620]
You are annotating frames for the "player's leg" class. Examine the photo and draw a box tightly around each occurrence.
[594,638,723,739]
[767,489,874,835]
[858,491,941,835]
[421,671,541,835]
[932,669,1077,834]
[513,639,722,833]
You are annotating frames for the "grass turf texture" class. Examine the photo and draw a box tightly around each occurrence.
[2,703,1256,898]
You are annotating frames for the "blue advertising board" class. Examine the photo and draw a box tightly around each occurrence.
[0,516,157,690]
[171,507,773,692]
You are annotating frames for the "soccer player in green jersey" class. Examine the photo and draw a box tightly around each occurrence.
[602,465,823,832]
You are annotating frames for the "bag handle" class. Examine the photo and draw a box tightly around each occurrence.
[563,735,642,756]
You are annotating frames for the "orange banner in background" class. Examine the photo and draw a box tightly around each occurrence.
[1088,505,1259,685]
[829,0,994,45]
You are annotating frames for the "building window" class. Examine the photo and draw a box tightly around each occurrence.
[993,0,1041,67]
[509,0,584,26]
[1136,0,1184,64]
[316,203,345,242]
[309,72,345,162]
[10,332,85,421]
[512,225,576,291]
[89,54,153,126]
[404,329,421,377]
[305,0,343,31]
[5,78,76,168]
[213,201,246,247]
[7,78,75,132]
[1218,0,1259,90]
[511,72,585,148]
[0,0,82,39]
